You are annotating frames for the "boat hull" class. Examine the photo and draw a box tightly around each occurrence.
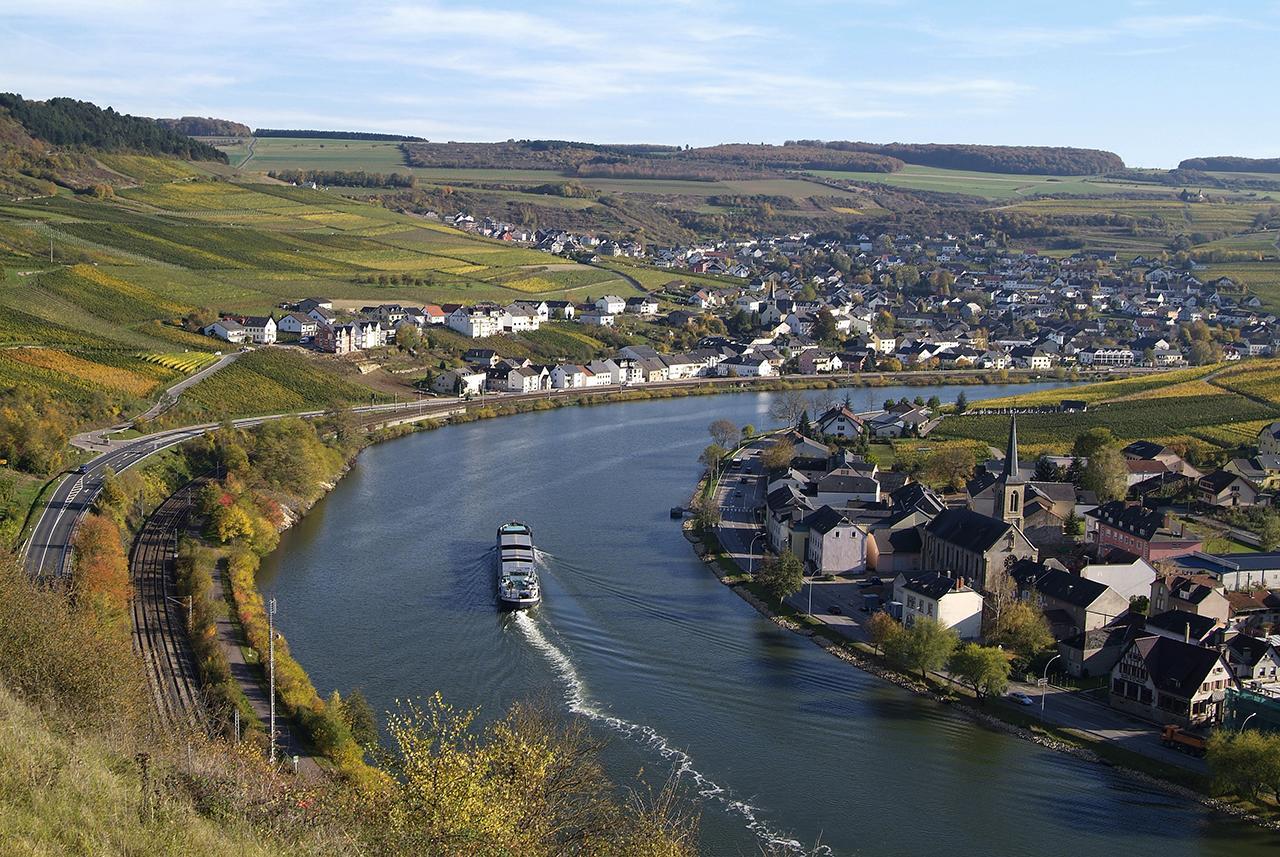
[496,521,541,608]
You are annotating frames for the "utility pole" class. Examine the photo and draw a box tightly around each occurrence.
[49,232,54,264]
[268,598,277,764]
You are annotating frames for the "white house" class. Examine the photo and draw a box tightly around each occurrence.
[431,368,487,397]
[716,355,773,377]
[1079,558,1157,604]
[241,316,277,344]
[507,365,548,393]
[815,406,864,439]
[277,312,318,339]
[550,364,589,389]
[595,295,626,314]
[204,319,246,344]
[804,506,868,575]
[447,305,505,338]
[503,305,542,333]
[893,572,985,640]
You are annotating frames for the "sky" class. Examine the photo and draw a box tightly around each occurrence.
[0,0,1276,167]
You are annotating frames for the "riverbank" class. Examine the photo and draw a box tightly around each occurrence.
[681,482,1280,832]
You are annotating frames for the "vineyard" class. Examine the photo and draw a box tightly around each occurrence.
[951,362,1280,451]
[173,349,376,419]
[138,351,220,374]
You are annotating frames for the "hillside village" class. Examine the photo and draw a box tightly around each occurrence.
[200,221,1278,386]
[734,411,1280,733]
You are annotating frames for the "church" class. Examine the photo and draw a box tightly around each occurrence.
[966,416,1078,548]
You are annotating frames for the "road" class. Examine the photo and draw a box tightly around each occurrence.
[708,443,1207,774]
[134,351,242,424]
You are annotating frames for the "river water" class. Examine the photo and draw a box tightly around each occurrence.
[259,383,1280,856]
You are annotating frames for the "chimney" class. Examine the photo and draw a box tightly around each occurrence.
[1184,623,1190,645]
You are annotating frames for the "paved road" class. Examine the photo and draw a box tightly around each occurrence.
[134,351,242,424]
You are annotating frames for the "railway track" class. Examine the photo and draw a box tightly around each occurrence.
[130,480,208,734]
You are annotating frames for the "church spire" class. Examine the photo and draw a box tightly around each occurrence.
[1002,414,1023,483]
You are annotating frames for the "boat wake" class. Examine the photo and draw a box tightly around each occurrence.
[512,610,829,856]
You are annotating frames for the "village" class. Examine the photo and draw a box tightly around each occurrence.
[711,408,1280,746]
[198,218,1278,397]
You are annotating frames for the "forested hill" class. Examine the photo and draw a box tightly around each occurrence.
[1178,156,1280,174]
[0,93,227,162]
[788,140,1125,175]
[158,116,251,137]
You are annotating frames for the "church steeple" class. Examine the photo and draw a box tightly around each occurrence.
[1002,414,1023,484]
[1000,415,1025,528]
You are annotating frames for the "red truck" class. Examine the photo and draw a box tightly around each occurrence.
[1160,725,1208,757]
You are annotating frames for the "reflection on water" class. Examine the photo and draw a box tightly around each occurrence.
[259,384,1280,857]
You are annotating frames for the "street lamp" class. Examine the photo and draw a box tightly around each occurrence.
[747,531,766,576]
[1040,653,1061,722]
[268,598,278,764]
[1240,711,1258,733]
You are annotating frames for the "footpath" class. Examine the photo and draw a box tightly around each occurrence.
[210,555,322,777]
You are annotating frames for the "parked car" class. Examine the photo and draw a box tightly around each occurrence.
[858,577,883,587]
[1008,691,1034,706]
[828,605,842,615]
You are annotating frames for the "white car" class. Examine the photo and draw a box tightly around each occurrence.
[1008,691,1034,706]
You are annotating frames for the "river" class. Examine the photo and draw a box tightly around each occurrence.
[258,382,1280,856]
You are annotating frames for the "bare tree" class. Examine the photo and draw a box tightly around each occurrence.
[768,389,807,427]
[708,419,740,449]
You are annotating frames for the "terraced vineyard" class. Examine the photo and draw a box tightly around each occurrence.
[138,351,220,373]
[172,349,376,419]
[943,360,1280,452]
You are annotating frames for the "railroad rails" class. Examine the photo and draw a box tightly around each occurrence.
[130,480,208,735]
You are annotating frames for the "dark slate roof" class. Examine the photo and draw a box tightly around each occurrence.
[925,508,1012,554]
[1227,634,1274,668]
[806,505,853,535]
[900,571,972,600]
[1126,635,1227,696]
[815,471,879,495]
[888,527,923,553]
[1123,440,1168,460]
[1144,609,1218,641]
[1086,501,1165,541]
[891,482,946,516]
[1199,469,1246,493]
[1009,562,1112,608]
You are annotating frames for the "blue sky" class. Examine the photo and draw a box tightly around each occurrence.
[0,0,1275,167]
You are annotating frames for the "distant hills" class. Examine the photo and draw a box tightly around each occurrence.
[1178,156,1280,174]
[789,141,1125,176]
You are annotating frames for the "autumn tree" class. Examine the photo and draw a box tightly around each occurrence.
[761,439,795,471]
[708,419,740,449]
[1081,443,1128,503]
[71,513,130,629]
[948,643,1011,700]
[1072,427,1116,460]
[991,600,1054,661]
[885,617,958,681]
[924,446,976,491]
[866,610,901,655]
[756,550,804,602]
[699,443,726,472]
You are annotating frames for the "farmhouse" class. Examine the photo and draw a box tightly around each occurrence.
[204,319,245,344]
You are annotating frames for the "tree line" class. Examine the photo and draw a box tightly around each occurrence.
[158,116,251,137]
[1178,156,1280,174]
[788,140,1125,175]
[253,128,427,141]
[266,168,418,188]
[0,93,227,162]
